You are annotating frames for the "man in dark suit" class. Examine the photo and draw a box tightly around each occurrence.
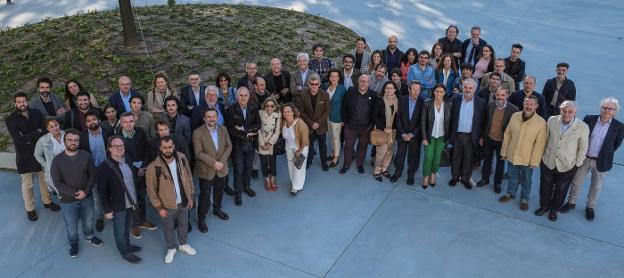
[542,62,576,117]
[225,87,261,206]
[391,81,423,185]
[290,53,313,106]
[477,88,519,193]
[147,120,190,164]
[191,86,226,130]
[562,97,624,221]
[264,58,292,104]
[340,75,376,174]
[164,96,192,146]
[461,26,487,67]
[237,62,258,90]
[108,76,140,117]
[341,54,362,90]
[509,75,548,119]
[64,91,103,132]
[300,74,331,170]
[179,71,207,118]
[448,79,487,189]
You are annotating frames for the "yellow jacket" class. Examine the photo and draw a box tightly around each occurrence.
[501,112,547,167]
[541,116,589,172]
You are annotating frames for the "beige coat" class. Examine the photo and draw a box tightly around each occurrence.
[542,116,589,172]
[193,124,232,180]
[501,111,547,167]
[146,152,194,210]
[258,110,282,155]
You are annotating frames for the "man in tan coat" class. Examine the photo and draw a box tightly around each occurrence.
[499,95,547,211]
[300,73,331,170]
[535,101,588,221]
[146,136,196,264]
[193,108,232,233]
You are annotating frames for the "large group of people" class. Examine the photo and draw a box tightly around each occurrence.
[5,25,624,265]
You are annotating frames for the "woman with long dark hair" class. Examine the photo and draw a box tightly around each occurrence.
[400,48,418,81]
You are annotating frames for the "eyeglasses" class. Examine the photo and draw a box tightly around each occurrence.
[601,106,616,111]
[110,144,125,149]
[309,83,320,86]
[65,139,79,142]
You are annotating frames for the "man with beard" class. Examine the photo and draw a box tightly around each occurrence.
[543,62,577,117]
[50,129,102,258]
[64,91,103,132]
[308,44,335,84]
[164,96,192,146]
[146,136,197,264]
[509,76,548,119]
[380,35,404,76]
[29,77,66,122]
[148,120,191,164]
[479,59,516,97]
[476,72,502,103]
[341,54,361,90]
[80,111,112,232]
[6,92,60,221]
[437,25,463,64]
[265,58,292,103]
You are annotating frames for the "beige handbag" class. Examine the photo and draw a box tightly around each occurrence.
[370,127,391,146]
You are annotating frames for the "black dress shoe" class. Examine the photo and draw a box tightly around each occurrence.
[235,195,242,206]
[382,171,392,179]
[290,190,298,196]
[374,175,383,182]
[306,160,312,169]
[129,245,142,253]
[213,209,229,220]
[406,177,415,185]
[476,179,489,188]
[339,167,349,174]
[44,202,61,211]
[251,169,259,180]
[461,180,472,190]
[123,254,142,264]
[328,161,337,168]
[390,174,399,183]
[548,212,557,221]
[357,165,365,174]
[322,164,329,171]
[243,186,256,197]
[448,179,458,187]
[534,207,547,216]
[560,202,575,213]
[95,218,105,232]
[430,182,436,188]
[198,222,208,233]
[224,186,235,196]
[586,207,595,221]
[26,210,38,222]
[493,184,501,194]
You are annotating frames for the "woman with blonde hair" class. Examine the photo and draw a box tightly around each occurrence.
[147,71,177,119]
[258,97,282,191]
[281,103,309,195]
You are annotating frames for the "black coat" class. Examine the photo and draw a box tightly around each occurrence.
[97,157,138,213]
[420,99,451,141]
[264,70,292,103]
[225,103,261,146]
[108,90,140,117]
[179,85,207,117]
[396,95,424,139]
[584,115,624,172]
[461,38,488,66]
[372,97,398,130]
[342,87,376,130]
[448,95,487,146]
[63,107,104,132]
[5,108,45,173]
[117,128,149,167]
[542,77,576,116]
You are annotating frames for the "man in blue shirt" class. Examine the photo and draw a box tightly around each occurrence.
[407,51,436,99]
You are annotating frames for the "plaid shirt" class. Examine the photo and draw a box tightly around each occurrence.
[309,57,335,79]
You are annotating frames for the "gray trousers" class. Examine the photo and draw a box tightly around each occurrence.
[162,206,189,250]
[567,157,606,208]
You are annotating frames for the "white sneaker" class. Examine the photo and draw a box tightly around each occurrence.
[164,248,176,264]
[178,244,197,256]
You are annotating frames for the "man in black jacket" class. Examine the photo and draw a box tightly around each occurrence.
[504,43,526,89]
[340,75,376,174]
[477,88,519,193]
[461,26,487,67]
[448,79,487,189]
[543,62,576,117]
[264,58,292,103]
[562,97,624,221]
[179,71,206,118]
[117,112,156,239]
[97,135,142,264]
[225,87,260,206]
[148,120,190,164]
[237,62,258,90]
[391,81,423,185]
[438,25,463,64]
[5,92,60,221]
[64,91,103,132]
[380,35,404,76]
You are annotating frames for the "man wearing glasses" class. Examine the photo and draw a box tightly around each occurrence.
[300,74,331,170]
[561,97,624,221]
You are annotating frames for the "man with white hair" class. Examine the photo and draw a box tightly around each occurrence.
[535,101,589,221]
[265,58,292,103]
[108,76,140,117]
[561,97,624,221]
[290,53,312,107]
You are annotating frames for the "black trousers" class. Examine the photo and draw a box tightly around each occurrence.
[343,126,370,168]
[133,176,147,226]
[197,176,226,223]
[308,132,328,167]
[232,141,255,196]
[259,154,276,177]
[451,133,474,181]
[539,163,578,212]
[393,136,422,178]
[481,137,504,185]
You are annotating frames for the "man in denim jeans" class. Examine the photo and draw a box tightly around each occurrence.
[499,95,547,211]
[50,129,103,258]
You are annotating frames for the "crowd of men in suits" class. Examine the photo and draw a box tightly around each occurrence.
[4,24,624,264]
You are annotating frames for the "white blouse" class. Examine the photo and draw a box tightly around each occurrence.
[431,103,445,138]
[282,119,298,151]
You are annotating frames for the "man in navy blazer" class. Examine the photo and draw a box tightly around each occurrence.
[461,26,488,67]
[448,78,487,189]
[108,76,140,117]
[562,97,624,221]
[179,71,207,117]
[391,81,423,185]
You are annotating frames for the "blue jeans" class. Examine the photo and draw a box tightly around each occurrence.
[92,184,103,221]
[60,195,95,245]
[506,164,533,200]
[113,208,134,256]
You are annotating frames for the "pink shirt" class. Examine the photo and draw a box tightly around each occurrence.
[474,58,490,79]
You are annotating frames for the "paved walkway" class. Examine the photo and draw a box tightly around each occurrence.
[1,1,624,277]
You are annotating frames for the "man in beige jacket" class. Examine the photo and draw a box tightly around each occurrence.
[535,101,589,221]
[499,95,547,211]
[146,136,196,264]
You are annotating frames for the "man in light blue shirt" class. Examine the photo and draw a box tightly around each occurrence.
[407,50,436,98]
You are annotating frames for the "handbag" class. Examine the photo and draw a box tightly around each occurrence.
[270,116,285,155]
[370,127,391,146]
[439,144,453,167]
[293,152,306,169]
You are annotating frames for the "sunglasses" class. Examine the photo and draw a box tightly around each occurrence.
[309,83,320,86]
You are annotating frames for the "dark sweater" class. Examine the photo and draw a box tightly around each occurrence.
[50,150,96,203]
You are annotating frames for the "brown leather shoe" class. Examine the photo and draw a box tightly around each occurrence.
[498,193,514,203]
[131,227,142,239]
[520,199,529,211]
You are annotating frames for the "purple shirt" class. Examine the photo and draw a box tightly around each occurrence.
[587,118,612,157]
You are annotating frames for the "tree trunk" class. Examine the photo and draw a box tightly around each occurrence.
[119,0,139,47]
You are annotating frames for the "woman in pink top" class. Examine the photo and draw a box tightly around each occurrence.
[473,45,495,80]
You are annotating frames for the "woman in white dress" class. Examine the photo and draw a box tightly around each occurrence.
[34,118,66,194]
[281,103,309,195]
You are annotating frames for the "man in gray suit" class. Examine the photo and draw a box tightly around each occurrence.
[290,53,313,108]
[29,77,66,122]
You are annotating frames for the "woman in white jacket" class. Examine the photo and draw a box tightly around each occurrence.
[34,119,65,194]
[257,98,282,191]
